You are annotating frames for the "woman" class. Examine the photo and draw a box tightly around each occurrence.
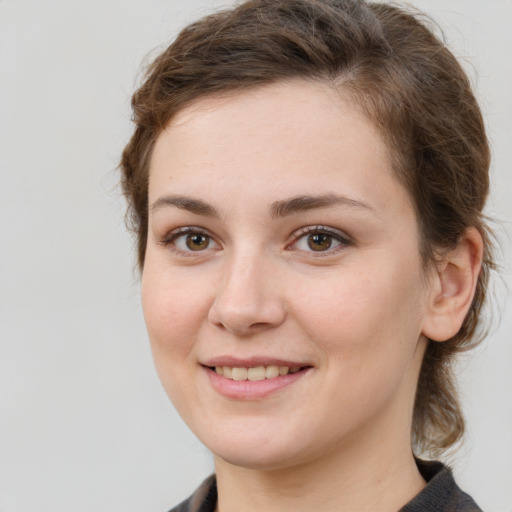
[120,0,493,510]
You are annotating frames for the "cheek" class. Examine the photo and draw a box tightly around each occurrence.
[290,262,426,366]
[140,265,216,420]
[141,263,213,372]
[291,268,426,424]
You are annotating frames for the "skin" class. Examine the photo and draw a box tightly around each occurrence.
[142,80,482,512]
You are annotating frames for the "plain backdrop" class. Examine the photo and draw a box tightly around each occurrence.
[0,1,511,511]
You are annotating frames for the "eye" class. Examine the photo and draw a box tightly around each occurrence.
[304,232,336,251]
[179,233,210,251]
[290,226,351,254]
[162,227,220,255]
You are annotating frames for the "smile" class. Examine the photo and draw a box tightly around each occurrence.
[204,361,312,399]
[213,365,303,381]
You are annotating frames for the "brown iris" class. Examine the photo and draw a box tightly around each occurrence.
[186,233,209,251]
[307,233,332,251]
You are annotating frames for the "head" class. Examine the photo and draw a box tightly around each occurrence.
[121,0,493,457]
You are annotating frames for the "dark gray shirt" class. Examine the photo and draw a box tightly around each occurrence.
[168,460,482,512]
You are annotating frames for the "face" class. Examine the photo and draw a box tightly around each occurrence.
[142,81,432,471]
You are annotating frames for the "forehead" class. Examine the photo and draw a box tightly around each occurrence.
[149,80,412,216]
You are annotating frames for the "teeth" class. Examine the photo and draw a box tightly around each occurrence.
[265,365,279,379]
[213,364,304,381]
[248,366,266,381]
[232,367,248,381]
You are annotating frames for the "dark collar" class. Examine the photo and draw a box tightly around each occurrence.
[169,459,482,512]
[399,459,482,511]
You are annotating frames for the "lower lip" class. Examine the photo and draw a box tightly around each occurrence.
[204,367,311,400]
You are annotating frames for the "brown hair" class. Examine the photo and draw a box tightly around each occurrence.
[120,0,493,456]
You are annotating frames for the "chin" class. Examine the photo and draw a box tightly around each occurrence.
[201,427,315,471]
[215,447,304,471]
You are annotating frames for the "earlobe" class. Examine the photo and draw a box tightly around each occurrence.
[422,227,484,342]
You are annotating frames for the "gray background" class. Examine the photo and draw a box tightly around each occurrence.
[0,1,510,511]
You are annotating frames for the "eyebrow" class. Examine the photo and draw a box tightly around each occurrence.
[149,193,373,218]
[150,195,220,218]
[269,194,374,218]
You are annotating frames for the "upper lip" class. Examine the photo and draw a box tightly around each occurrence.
[202,356,311,368]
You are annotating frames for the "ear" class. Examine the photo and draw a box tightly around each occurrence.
[422,227,484,342]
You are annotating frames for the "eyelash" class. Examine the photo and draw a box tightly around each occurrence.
[159,227,220,256]
[287,225,353,256]
[159,225,353,256]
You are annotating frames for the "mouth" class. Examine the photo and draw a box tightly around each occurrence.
[209,364,307,381]
[202,360,312,399]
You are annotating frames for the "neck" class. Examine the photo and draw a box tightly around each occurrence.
[215,434,425,512]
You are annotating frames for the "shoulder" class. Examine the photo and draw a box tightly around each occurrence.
[167,475,217,512]
[400,459,483,512]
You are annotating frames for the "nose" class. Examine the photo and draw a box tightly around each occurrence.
[208,252,286,336]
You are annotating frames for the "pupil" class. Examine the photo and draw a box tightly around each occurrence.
[187,234,208,250]
[308,233,331,251]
